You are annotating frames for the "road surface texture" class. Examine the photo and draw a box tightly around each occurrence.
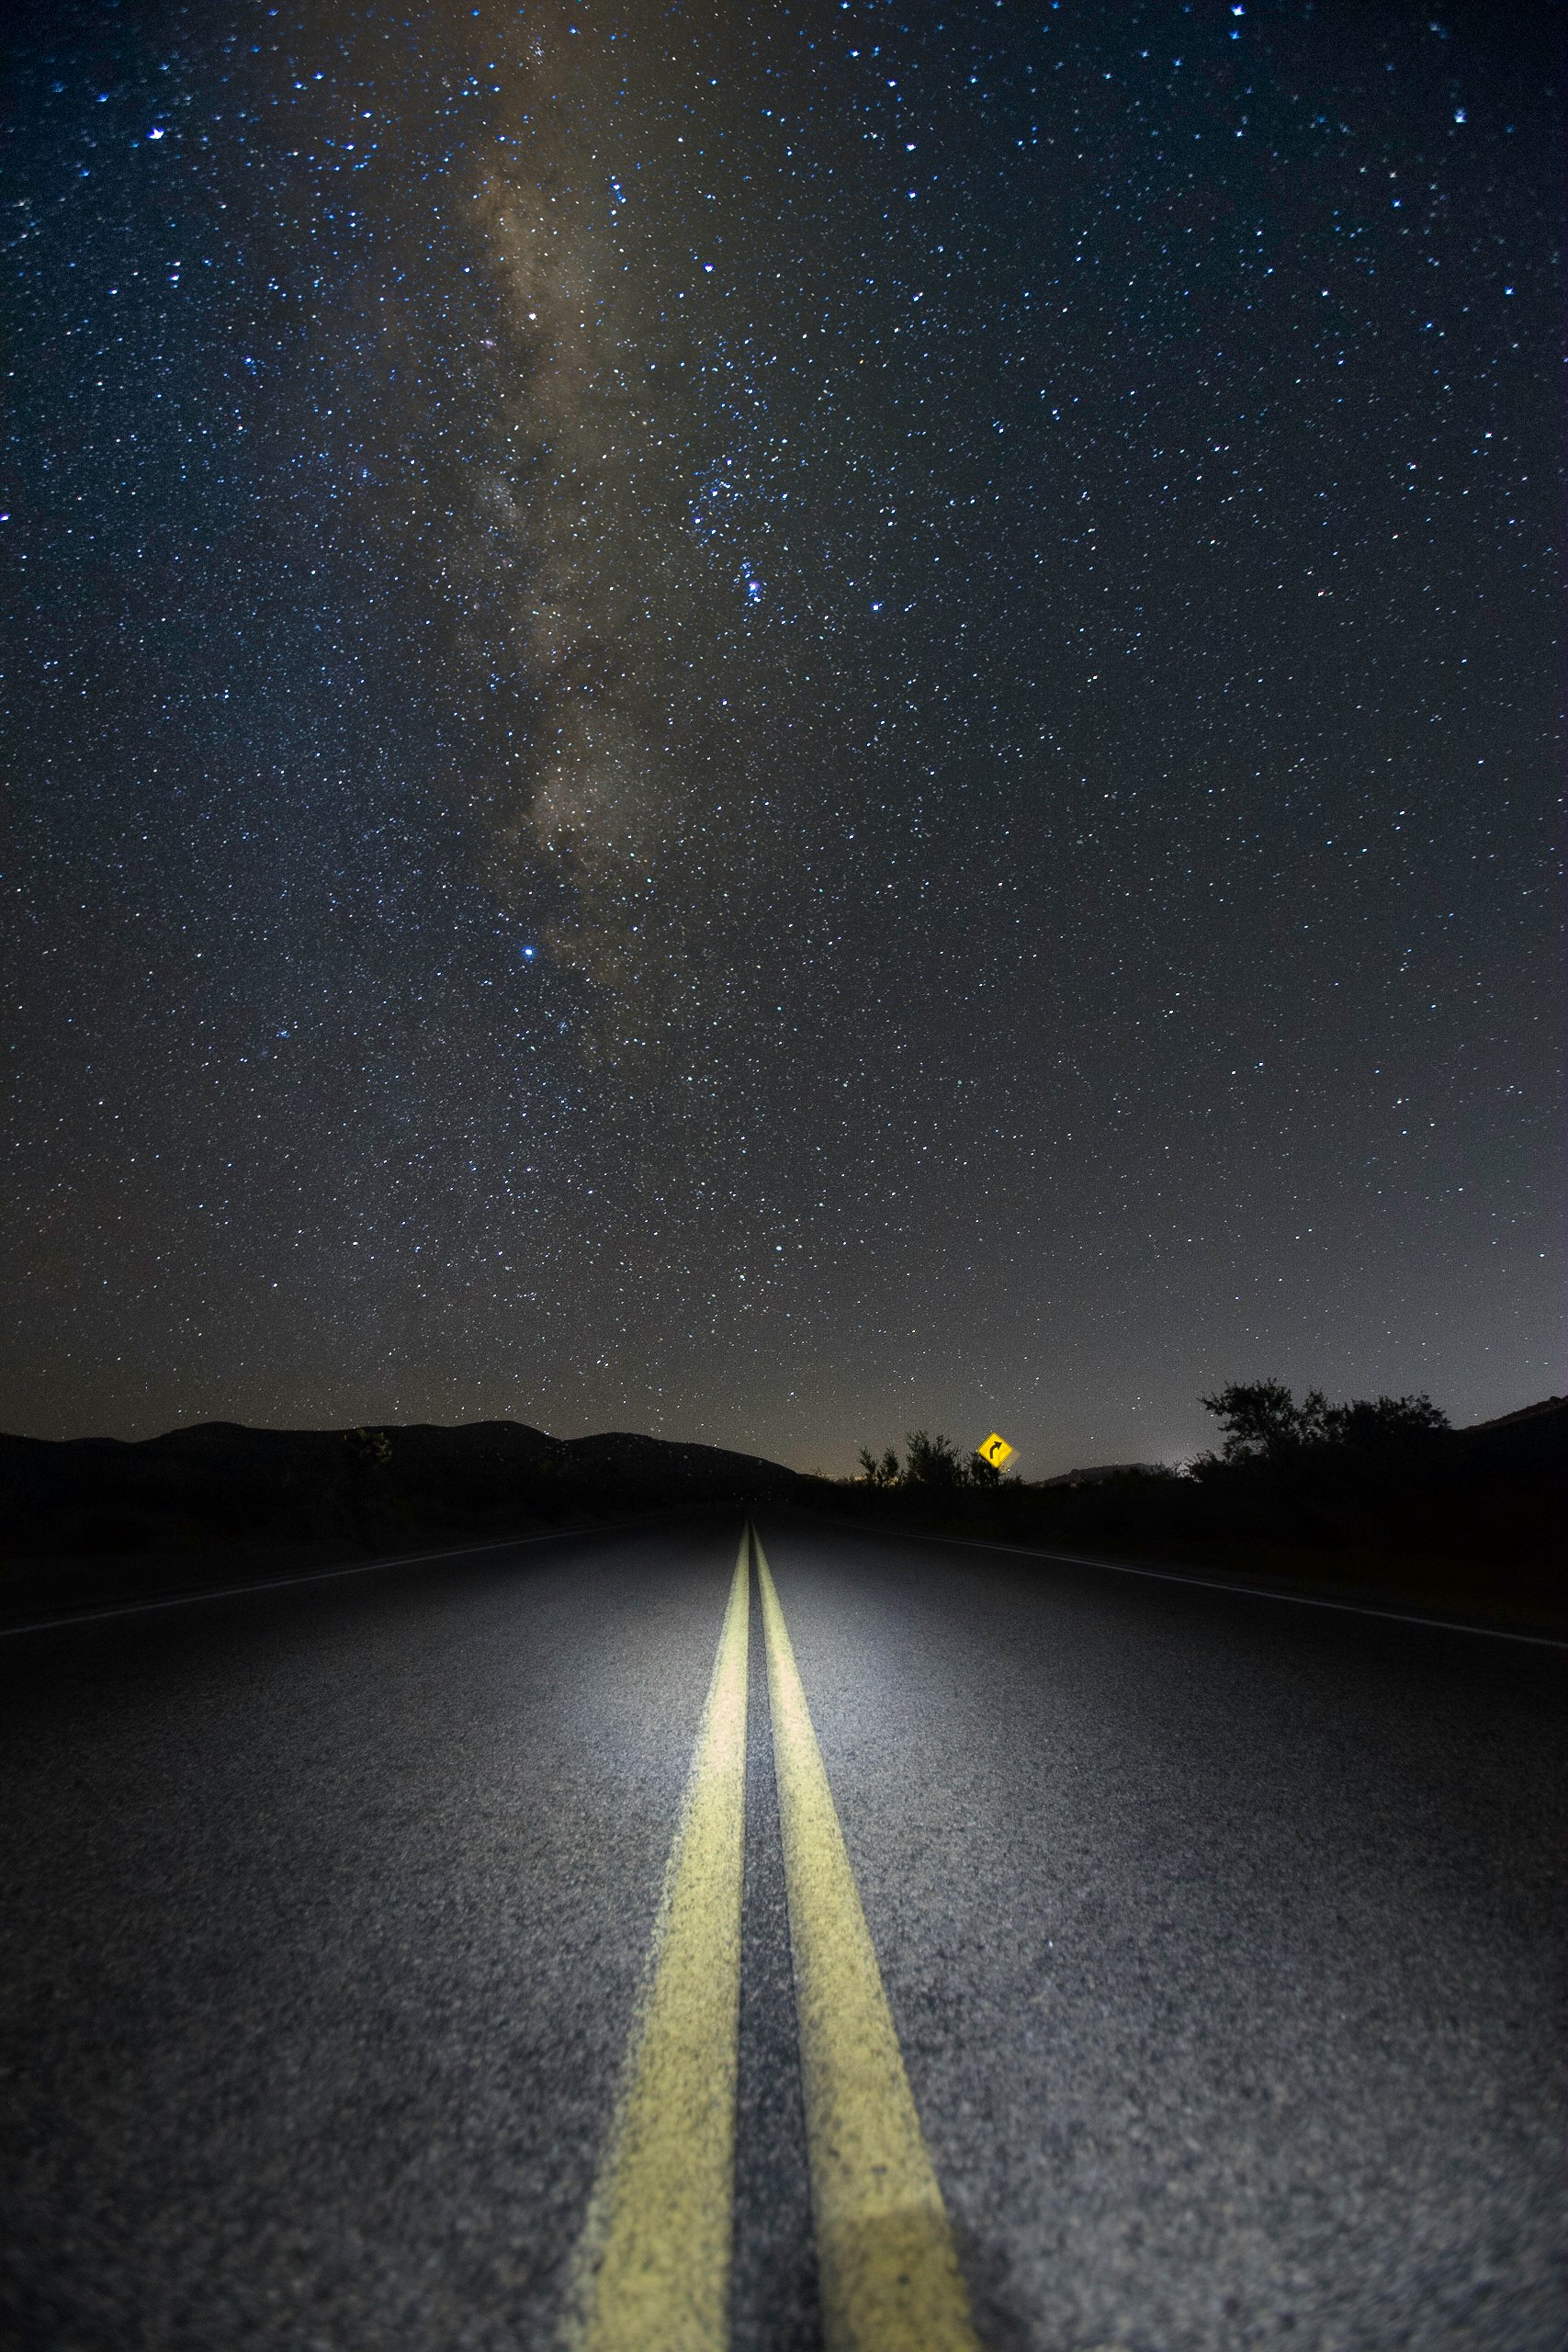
[0,1516,1561,2350]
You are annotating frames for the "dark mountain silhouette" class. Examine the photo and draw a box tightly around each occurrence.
[1036,1462,1165,1488]
[1461,1394,1567,1436]
[0,1416,804,1566]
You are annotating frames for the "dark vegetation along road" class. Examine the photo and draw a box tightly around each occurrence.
[1,1518,1562,2349]
[2,1387,1561,1640]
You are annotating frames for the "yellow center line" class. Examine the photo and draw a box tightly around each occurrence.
[755,1532,980,2352]
[562,1532,750,2352]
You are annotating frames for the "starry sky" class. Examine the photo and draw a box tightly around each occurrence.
[5,0,1561,1474]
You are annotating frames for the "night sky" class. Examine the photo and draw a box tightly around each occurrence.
[5,1,1561,1475]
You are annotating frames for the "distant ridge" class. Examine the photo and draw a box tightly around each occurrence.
[0,1417,804,1563]
[1465,1395,1567,1431]
[1035,1461,1166,1489]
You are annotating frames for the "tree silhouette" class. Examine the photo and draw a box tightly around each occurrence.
[855,1444,900,1487]
[1201,1380,1449,1464]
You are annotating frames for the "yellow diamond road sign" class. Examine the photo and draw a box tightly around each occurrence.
[977,1431,1014,1469]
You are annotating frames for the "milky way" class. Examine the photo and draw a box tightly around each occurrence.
[5,1,1560,1472]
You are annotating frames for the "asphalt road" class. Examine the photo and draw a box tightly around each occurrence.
[0,1518,1562,2350]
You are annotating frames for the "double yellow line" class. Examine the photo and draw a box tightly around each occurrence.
[565,1528,978,2352]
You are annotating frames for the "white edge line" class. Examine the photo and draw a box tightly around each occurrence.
[0,1521,648,1640]
[793,1515,1568,1651]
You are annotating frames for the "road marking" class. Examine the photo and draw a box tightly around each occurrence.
[830,1521,1568,1648]
[563,1532,750,2352]
[755,1532,979,2352]
[0,1522,648,1640]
